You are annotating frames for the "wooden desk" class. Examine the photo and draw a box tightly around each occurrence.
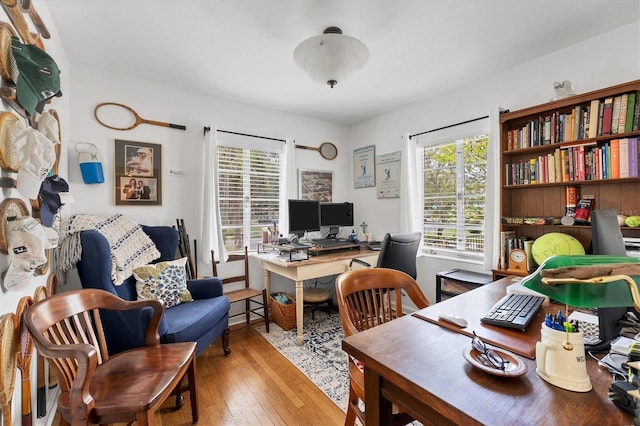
[254,248,378,345]
[342,277,633,425]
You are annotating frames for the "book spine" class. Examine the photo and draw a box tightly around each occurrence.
[574,105,582,140]
[618,93,628,134]
[629,137,639,178]
[554,148,562,182]
[619,138,629,178]
[610,139,620,179]
[611,95,622,134]
[601,97,613,136]
[625,91,636,133]
[633,91,640,131]
[588,99,600,138]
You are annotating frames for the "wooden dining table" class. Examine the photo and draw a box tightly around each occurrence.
[342,276,634,425]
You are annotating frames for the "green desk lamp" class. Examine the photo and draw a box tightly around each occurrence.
[522,255,640,311]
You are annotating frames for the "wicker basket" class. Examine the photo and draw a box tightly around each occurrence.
[270,292,297,331]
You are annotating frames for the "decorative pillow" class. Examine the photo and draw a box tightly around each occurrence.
[134,257,192,308]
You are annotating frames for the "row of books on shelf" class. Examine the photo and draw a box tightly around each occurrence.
[499,231,535,271]
[506,90,640,150]
[505,137,639,185]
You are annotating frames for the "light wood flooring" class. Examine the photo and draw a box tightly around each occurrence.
[54,324,346,425]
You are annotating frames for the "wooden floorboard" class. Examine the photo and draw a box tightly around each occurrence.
[157,324,345,425]
[51,323,345,425]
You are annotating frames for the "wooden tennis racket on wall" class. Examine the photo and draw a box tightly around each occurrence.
[94,102,186,131]
[0,312,17,426]
[15,296,34,426]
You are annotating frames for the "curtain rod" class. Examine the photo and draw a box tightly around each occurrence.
[408,115,489,140]
[203,126,286,142]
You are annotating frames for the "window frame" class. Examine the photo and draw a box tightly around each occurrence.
[416,119,489,261]
[216,135,283,253]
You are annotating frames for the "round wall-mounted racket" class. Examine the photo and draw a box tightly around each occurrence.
[16,296,34,426]
[0,312,17,426]
[94,102,186,131]
[296,142,338,160]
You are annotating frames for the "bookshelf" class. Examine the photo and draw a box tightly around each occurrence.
[494,80,640,280]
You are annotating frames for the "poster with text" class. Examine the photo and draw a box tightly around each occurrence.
[376,151,401,198]
[353,145,375,188]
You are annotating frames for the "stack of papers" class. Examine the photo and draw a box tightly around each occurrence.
[611,336,640,355]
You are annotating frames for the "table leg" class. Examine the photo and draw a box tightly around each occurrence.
[296,280,304,345]
[263,269,271,301]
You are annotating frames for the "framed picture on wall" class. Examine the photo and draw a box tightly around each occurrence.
[298,169,333,202]
[376,151,401,198]
[353,145,376,188]
[114,140,162,205]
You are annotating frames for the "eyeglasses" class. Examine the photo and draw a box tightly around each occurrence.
[472,331,509,370]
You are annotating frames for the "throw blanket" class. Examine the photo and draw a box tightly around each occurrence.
[56,214,160,285]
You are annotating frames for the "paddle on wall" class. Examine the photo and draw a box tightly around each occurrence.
[295,142,338,160]
[94,102,186,131]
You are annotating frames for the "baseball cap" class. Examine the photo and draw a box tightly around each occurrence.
[38,175,70,228]
[13,127,56,199]
[4,215,47,290]
[9,36,61,116]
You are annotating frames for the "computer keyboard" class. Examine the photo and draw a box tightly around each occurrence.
[313,238,350,248]
[480,293,544,331]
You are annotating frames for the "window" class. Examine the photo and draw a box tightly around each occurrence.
[422,133,488,258]
[217,144,280,252]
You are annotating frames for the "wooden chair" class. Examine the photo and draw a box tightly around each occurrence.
[23,288,198,426]
[212,247,270,332]
[335,268,430,426]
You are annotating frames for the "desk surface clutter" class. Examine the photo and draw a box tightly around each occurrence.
[342,276,633,425]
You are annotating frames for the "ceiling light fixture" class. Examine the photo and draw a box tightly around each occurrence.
[293,26,369,89]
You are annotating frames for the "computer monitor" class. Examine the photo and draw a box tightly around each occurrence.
[320,202,354,227]
[589,209,632,351]
[288,199,320,238]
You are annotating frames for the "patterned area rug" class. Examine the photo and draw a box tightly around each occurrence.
[256,313,349,412]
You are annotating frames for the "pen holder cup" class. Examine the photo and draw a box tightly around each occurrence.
[536,323,592,392]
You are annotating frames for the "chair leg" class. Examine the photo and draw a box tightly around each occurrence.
[221,328,231,355]
[187,356,198,423]
[262,289,270,333]
[344,386,358,426]
[245,299,251,325]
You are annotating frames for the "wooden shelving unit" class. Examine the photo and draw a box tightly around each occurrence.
[494,80,640,280]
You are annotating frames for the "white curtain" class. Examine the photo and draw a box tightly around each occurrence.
[400,132,421,236]
[201,124,227,264]
[279,137,296,236]
[484,107,502,271]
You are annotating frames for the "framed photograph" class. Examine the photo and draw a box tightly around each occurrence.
[115,140,162,205]
[376,151,401,198]
[298,169,333,202]
[353,145,376,188]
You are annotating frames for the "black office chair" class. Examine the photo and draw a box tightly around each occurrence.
[350,232,421,279]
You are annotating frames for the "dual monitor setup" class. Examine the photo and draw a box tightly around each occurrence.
[288,199,353,239]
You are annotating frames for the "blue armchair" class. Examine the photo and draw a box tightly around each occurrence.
[76,225,231,356]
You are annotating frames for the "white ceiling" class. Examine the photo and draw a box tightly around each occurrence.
[46,0,639,126]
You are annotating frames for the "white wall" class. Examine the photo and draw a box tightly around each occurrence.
[349,21,640,303]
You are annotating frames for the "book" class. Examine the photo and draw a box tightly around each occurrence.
[587,100,600,138]
[611,95,621,134]
[610,139,620,179]
[600,97,613,135]
[499,231,516,270]
[619,138,629,178]
[625,91,636,133]
[629,137,639,177]
[501,216,562,225]
[618,93,628,133]
[633,91,640,131]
